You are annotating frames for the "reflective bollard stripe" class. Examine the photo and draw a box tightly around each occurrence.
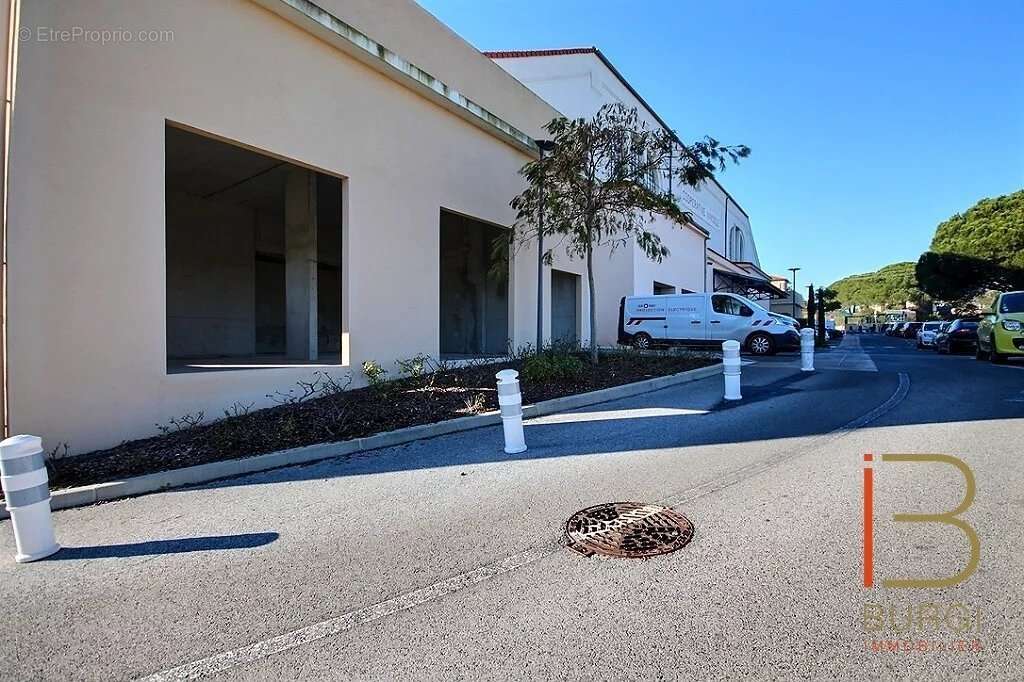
[0,450,46,476]
[497,382,523,417]
[4,483,52,508]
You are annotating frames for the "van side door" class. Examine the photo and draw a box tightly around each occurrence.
[708,294,755,341]
[665,294,706,342]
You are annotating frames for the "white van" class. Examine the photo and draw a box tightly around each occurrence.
[618,292,801,355]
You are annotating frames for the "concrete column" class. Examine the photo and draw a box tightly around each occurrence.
[285,167,317,361]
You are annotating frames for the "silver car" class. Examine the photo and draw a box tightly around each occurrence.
[917,321,945,349]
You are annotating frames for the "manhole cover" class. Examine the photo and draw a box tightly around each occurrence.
[564,502,694,558]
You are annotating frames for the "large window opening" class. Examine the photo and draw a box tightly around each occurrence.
[439,210,508,358]
[551,270,580,345]
[165,125,343,372]
[653,281,676,295]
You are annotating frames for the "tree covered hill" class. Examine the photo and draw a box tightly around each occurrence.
[828,262,923,310]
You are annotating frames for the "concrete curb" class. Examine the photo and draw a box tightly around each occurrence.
[1,362,722,518]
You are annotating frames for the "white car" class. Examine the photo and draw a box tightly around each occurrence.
[917,321,945,349]
[619,292,801,355]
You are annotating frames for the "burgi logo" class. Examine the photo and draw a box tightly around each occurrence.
[862,453,979,588]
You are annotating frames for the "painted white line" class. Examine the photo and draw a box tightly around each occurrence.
[137,546,555,681]
[138,373,912,681]
[530,407,708,425]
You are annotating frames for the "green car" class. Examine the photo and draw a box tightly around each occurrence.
[976,291,1024,363]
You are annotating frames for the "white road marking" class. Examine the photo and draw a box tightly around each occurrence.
[137,547,554,681]
[529,407,708,425]
[138,373,912,681]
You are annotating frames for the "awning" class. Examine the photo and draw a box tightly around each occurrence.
[713,268,787,300]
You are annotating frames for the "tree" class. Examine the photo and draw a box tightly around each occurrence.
[914,251,1024,302]
[930,190,1024,269]
[805,285,816,329]
[916,190,1024,301]
[816,287,841,343]
[508,103,749,363]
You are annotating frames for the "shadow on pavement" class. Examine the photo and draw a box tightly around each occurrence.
[165,334,1024,494]
[184,368,902,492]
[48,532,279,560]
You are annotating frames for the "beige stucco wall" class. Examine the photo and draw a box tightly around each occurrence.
[312,0,558,139]
[7,0,582,453]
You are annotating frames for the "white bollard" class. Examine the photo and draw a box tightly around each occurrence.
[1,435,60,563]
[722,340,742,401]
[800,328,815,372]
[495,369,527,454]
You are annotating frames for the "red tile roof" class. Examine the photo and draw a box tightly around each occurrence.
[483,48,597,59]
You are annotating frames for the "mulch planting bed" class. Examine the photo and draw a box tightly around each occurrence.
[36,350,717,493]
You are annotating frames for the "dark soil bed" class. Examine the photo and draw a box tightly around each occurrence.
[39,350,717,493]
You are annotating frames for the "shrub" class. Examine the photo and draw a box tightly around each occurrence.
[361,360,388,388]
[396,353,430,380]
[461,392,487,414]
[521,351,584,384]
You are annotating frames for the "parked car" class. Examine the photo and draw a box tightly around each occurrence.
[889,322,908,336]
[935,319,979,354]
[901,322,923,339]
[976,291,1024,363]
[618,292,800,355]
[826,327,844,340]
[916,321,945,349]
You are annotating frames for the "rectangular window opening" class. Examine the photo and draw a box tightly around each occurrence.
[439,209,509,359]
[165,124,344,373]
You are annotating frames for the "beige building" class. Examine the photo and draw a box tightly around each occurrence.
[1,0,600,453]
[0,1,777,456]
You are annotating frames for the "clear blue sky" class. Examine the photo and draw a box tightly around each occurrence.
[418,0,1024,288]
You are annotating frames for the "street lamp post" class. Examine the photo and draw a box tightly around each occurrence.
[535,139,555,350]
[788,267,801,321]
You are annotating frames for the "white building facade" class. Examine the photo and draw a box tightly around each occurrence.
[487,48,780,345]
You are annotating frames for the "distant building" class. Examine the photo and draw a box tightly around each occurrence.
[769,276,807,320]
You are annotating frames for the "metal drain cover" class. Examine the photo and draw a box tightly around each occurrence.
[564,502,694,558]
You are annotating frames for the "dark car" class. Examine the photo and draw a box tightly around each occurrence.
[936,319,979,354]
[889,322,907,336]
[901,322,923,338]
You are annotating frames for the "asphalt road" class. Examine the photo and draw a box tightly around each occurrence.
[1,334,1022,680]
